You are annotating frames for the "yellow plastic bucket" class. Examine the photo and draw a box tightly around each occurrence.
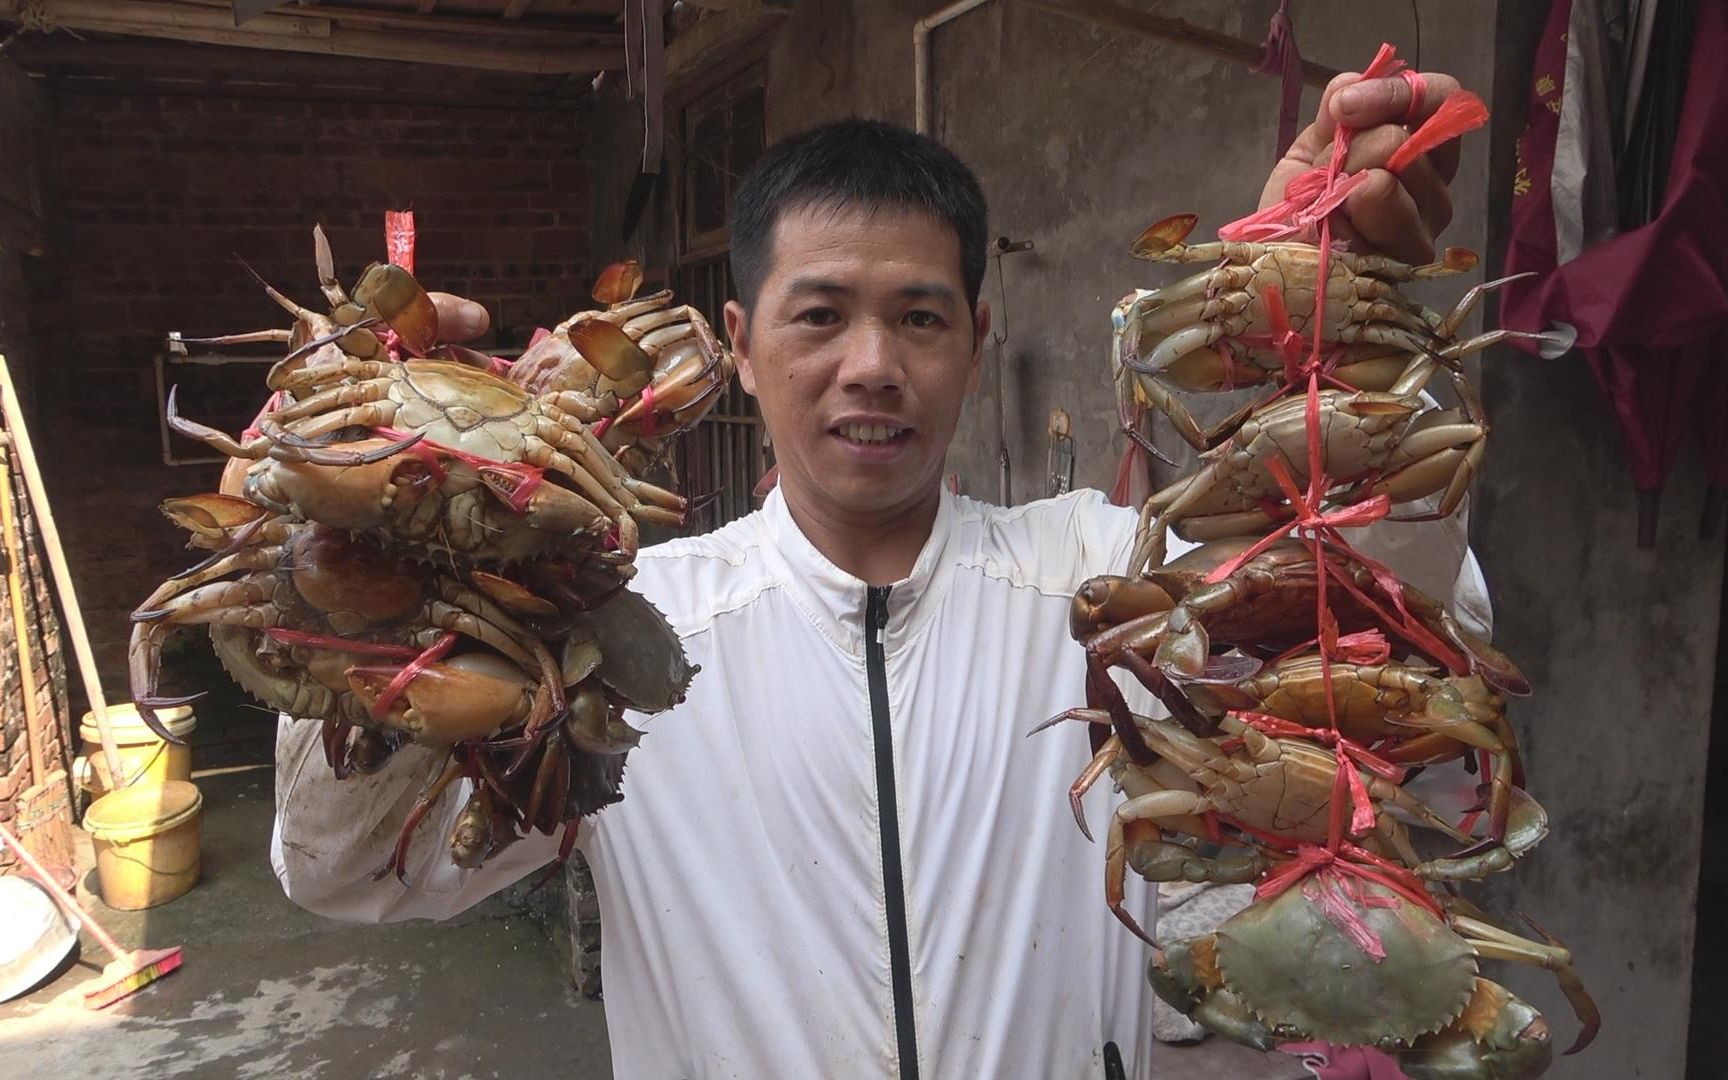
[79,704,196,795]
[83,781,203,911]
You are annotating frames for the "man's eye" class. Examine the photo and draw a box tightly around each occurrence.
[905,310,944,329]
[796,307,840,327]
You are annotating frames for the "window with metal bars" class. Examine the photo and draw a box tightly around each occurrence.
[670,64,770,535]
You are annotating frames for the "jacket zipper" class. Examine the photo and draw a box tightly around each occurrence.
[866,584,919,1079]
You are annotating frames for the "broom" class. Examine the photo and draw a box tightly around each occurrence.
[0,819,182,1007]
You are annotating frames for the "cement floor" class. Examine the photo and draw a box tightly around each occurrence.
[0,763,610,1079]
[0,746,1299,1080]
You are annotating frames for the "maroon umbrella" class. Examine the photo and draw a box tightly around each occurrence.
[1501,0,1728,545]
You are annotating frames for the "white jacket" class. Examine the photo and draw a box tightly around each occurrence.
[273,486,1486,1079]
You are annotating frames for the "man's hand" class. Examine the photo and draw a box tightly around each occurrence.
[1260,71,1464,264]
[429,291,491,344]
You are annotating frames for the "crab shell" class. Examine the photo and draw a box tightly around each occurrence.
[1210,875,1478,1047]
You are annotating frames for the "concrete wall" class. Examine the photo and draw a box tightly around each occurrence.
[599,1,1716,1075]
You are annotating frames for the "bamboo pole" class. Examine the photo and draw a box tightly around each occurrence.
[0,437,48,795]
[1016,0,1342,90]
[0,355,128,790]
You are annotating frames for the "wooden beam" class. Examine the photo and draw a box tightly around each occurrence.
[44,72,569,109]
[1016,0,1342,90]
[170,0,622,45]
[665,0,787,83]
[503,0,532,19]
[416,0,436,12]
[0,0,620,74]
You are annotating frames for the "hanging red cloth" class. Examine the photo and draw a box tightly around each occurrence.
[1501,0,1728,543]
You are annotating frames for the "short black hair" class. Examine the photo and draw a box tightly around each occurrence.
[728,118,988,314]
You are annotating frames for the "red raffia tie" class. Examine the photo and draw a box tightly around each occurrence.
[385,210,416,276]
[366,630,459,721]
[1272,628,1392,666]
[1235,710,1406,838]
[1199,41,1493,856]
[486,462,549,512]
[264,628,420,660]
[371,426,548,514]
[242,390,286,441]
[1219,44,1487,247]
[635,382,661,437]
[380,327,405,363]
[1255,843,1444,955]
[594,380,662,442]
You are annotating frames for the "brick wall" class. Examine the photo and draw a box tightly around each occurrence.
[0,439,74,871]
[21,89,599,724]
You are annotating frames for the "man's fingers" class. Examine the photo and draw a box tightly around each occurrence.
[1333,72,1464,181]
[1341,170,1434,265]
[429,291,490,343]
[1334,71,1463,128]
[1341,127,1454,239]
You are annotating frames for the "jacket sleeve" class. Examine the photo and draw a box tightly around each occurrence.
[271,714,561,923]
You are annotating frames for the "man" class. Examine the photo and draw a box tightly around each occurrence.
[274,69,1485,1077]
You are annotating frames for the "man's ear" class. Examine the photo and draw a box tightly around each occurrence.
[966,299,991,395]
[724,299,757,396]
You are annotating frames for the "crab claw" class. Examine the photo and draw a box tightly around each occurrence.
[592,259,645,305]
[130,693,207,747]
[1130,213,1199,259]
[347,653,533,746]
[160,493,269,540]
[609,344,732,437]
[1151,607,1210,680]
[568,319,654,385]
[353,262,440,356]
[563,680,642,755]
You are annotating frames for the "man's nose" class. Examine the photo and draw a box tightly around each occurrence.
[836,321,906,392]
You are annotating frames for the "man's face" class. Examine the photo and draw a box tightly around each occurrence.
[723,203,988,530]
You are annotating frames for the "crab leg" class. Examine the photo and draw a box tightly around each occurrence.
[1451,914,1600,1055]
[376,750,465,883]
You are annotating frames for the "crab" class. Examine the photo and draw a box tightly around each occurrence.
[508,263,737,475]
[1073,538,1528,738]
[1149,868,1599,1072]
[1119,214,1478,379]
[170,357,687,559]
[1187,654,1524,842]
[128,508,566,743]
[1036,708,1548,943]
[1111,214,1575,452]
[1129,378,1488,573]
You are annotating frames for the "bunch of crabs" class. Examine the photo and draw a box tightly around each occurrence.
[128,226,733,880]
[1040,48,1597,1080]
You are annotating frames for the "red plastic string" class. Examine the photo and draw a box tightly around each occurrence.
[480,462,549,512]
[367,630,459,721]
[1255,842,1443,920]
[635,382,661,437]
[1398,69,1428,124]
[242,390,286,441]
[264,628,421,659]
[385,210,416,276]
[1304,866,1400,961]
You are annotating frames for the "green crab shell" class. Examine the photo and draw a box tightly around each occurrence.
[1214,877,1478,1047]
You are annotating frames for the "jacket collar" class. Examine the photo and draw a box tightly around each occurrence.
[759,485,960,657]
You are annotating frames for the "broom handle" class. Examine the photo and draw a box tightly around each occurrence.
[0,355,128,789]
[0,818,126,961]
[0,437,48,792]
